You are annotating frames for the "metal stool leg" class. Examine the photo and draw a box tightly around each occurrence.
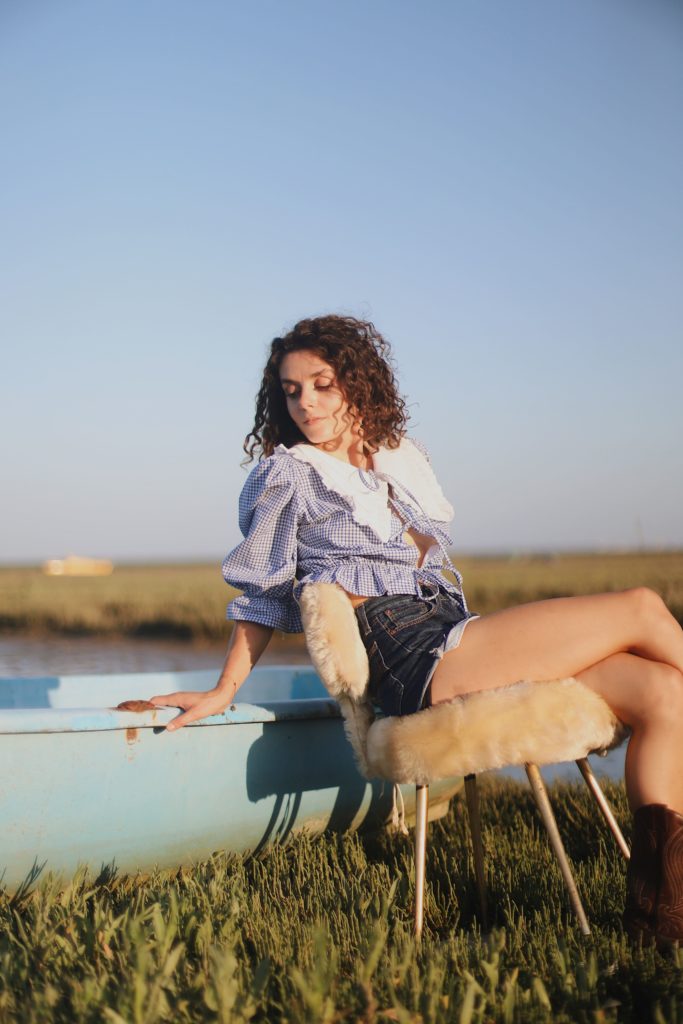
[576,757,630,860]
[464,773,488,930]
[525,762,591,936]
[414,784,429,938]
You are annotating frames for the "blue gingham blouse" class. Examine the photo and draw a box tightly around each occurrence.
[222,438,468,633]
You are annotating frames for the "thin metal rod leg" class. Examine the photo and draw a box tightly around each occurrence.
[525,762,591,936]
[464,773,488,931]
[576,757,630,861]
[414,784,429,939]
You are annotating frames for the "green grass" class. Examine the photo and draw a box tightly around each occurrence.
[0,563,227,640]
[1,551,682,641]
[1,779,681,1023]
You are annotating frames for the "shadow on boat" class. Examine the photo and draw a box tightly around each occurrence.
[246,719,394,855]
[0,669,438,889]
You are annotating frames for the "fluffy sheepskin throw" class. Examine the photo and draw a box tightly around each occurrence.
[299,583,627,786]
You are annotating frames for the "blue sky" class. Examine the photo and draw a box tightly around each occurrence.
[2,0,681,562]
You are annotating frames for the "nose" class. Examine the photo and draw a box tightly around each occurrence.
[296,384,317,412]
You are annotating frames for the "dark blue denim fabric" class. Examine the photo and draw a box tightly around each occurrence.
[354,586,472,717]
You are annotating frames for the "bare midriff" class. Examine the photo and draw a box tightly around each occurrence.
[342,527,437,608]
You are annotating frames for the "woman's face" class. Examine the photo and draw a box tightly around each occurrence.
[279,349,359,449]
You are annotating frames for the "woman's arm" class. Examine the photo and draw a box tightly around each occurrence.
[152,453,301,730]
[149,620,273,731]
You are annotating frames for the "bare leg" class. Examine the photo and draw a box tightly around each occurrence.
[431,588,683,699]
[429,589,683,814]
[577,653,683,813]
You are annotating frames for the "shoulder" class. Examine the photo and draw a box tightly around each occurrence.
[243,445,306,480]
[239,446,309,500]
[373,435,433,473]
[373,435,431,462]
[405,436,431,463]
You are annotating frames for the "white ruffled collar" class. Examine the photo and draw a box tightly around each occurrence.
[372,440,454,522]
[277,437,453,541]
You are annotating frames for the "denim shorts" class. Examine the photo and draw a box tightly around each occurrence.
[354,585,478,717]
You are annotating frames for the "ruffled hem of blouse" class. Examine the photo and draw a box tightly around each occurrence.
[293,565,459,602]
[227,594,303,634]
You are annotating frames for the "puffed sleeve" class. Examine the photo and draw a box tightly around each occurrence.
[222,454,303,633]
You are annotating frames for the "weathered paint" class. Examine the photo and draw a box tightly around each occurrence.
[116,700,157,713]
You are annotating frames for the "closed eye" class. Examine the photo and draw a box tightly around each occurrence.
[281,377,335,398]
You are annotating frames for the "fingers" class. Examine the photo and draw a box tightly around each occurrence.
[165,694,231,733]
[149,692,195,708]
[165,708,202,732]
[146,691,231,731]
[149,694,176,707]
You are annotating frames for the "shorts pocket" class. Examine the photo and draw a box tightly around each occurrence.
[381,597,439,636]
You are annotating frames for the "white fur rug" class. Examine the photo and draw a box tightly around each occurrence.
[299,583,627,786]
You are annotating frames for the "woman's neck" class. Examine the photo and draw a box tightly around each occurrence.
[308,435,372,470]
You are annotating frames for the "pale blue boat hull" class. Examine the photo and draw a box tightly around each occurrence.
[0,668,461,890]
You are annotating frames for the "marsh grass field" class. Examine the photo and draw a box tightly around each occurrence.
[1,551,681,643]
[2,552,683,1021]
[2,780,682,1023]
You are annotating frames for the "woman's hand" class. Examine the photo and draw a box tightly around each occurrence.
[150,621,273,733]
[149,687,234,732]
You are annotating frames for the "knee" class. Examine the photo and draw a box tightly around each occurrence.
[624,586,670,628]
[636,663,683,726]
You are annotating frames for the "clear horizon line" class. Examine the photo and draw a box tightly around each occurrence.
[1,543,682,570]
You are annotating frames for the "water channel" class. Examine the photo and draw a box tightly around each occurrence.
[0,636,626,783]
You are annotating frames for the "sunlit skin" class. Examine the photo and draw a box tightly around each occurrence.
[150,352,683,817]
[279,350,368,466]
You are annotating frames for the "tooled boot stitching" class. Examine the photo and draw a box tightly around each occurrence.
[656,808,683,946]
[623,804,665,943]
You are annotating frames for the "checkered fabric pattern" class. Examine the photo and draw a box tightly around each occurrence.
[222,441,468,633]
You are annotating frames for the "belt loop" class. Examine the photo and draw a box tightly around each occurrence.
[418,578,439,607]
[355,602,371,639]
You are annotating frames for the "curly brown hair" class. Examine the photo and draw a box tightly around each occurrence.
[244,315,408,460]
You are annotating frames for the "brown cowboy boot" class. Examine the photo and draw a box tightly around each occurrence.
[656,806,683,948]
[623,804,665,944]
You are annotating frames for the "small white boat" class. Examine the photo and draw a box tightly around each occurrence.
[0,667,461,890]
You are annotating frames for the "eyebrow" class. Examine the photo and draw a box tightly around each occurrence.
[279,370,335,384]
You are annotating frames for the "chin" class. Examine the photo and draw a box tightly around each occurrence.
[299,423,330,443]
[303,431,333,445]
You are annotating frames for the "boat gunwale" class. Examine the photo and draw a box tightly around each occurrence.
[0,697,342,735]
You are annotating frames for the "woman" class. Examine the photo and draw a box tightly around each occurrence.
[151,314,683,945]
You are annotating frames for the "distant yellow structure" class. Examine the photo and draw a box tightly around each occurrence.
[43,555,114,577]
